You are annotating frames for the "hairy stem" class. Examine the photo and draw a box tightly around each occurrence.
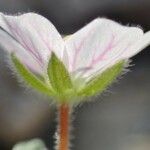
[57,103,70,150]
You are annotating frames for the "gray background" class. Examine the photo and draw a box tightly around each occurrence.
[0,0,150,150]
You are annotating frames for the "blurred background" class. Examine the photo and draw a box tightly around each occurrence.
[0,0,150,150]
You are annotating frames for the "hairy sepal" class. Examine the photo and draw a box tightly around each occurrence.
[77,60,126,97]
[47,53,75,101]
[11,53,53,96]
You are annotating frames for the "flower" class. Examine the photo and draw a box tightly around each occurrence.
[0,12,150,103]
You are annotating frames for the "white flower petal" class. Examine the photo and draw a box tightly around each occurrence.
[65,18,144,77]
[90,31,150,79]
[123,31,150,58]
[0,28,43,74]
[0,13,64,74]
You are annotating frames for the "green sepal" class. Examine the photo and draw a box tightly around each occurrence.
[77,61,125,97]
[47,53,74,97]
[11,53,53,96]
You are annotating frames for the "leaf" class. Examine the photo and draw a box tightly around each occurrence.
[77,61,125,97]
[11,53,53,96]
[12,139,47,150]
[47,52,73,95]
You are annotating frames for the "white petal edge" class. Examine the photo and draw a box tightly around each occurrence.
[123,31,150,58]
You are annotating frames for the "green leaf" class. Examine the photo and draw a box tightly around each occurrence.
[11,53,53,96]
[77,61,125,97]
[47,52,73,95]
[12,139,47,150]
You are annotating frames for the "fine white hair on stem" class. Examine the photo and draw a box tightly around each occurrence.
[54,104,75,150]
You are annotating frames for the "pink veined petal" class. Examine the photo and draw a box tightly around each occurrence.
[0,27,43,74]
[0,12,64,75]
[65,18,144,78]
[89,31,150,80]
